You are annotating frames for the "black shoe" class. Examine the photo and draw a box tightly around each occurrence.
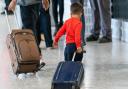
[38,62,46,70]
[1,11,5,14]
[98,36,112,43]
[86,34,99,42]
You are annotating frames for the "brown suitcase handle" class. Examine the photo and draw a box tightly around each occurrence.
[15,32,33,35]
[12,32,34,37]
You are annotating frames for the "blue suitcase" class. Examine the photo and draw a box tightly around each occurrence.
[51,61,84,89]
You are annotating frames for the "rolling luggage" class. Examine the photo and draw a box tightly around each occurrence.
[5,10,41,74]
[51,61,84,89]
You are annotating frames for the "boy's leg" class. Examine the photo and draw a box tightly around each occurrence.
[74,52,83,62]
[20,4,41,53]
[64,44,76,61]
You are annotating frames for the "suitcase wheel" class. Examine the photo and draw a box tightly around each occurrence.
[72,85,80,89]
[51,84,54,89]
[11,63,18,74]
[75,86,80,89]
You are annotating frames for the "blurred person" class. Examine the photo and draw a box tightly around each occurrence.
[40,0,53,49]
[8,0,49,67]
[52,0,64,36]
[87,0,112,43]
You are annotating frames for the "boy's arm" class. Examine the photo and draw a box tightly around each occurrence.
[54,23,66,43]
[75,23,82,48]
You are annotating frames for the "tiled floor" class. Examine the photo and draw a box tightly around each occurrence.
[1,1,128,89]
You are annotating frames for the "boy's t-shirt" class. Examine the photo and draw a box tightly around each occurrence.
[54,17,82,48]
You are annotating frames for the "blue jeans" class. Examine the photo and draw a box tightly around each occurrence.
[64,43,83,62]
[20,4,41,53]
[39,5,53,47]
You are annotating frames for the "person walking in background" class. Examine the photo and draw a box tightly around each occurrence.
[71,0,86,52]
[52,0,64,36]
[40,0,53,49]
[86,0,112,43]
[53,3,84,62]
[8,0,47,66]
[1,0,13,15]
[8,0,41,53]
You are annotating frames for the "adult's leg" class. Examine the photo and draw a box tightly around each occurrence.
[52,0,60,36]
[80,0,86,46]
[90,0,100,37]
[70,0,80,3]
[40,6,53,48]
[81,14,86,46]
[86,0,100,41]
[5,0,11,6]
[58,0,64,25]
[20,4,41,53]
[52,0,58,27]
[97,0,111,39]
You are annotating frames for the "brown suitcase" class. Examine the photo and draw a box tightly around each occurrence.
[6,30,41,74]
[5,10,41,74]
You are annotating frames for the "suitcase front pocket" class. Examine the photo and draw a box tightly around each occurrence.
[18,39,40,62]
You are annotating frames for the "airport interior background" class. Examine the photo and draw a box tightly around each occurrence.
[0,0,128,89]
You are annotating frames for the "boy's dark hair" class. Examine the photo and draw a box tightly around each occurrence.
[70,2,83,14]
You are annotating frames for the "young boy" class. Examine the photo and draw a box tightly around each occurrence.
[71,0,86,52]
[53,3,84,62]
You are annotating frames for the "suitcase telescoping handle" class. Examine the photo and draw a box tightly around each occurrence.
[72,52,76,61]
[5,8,20,34]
